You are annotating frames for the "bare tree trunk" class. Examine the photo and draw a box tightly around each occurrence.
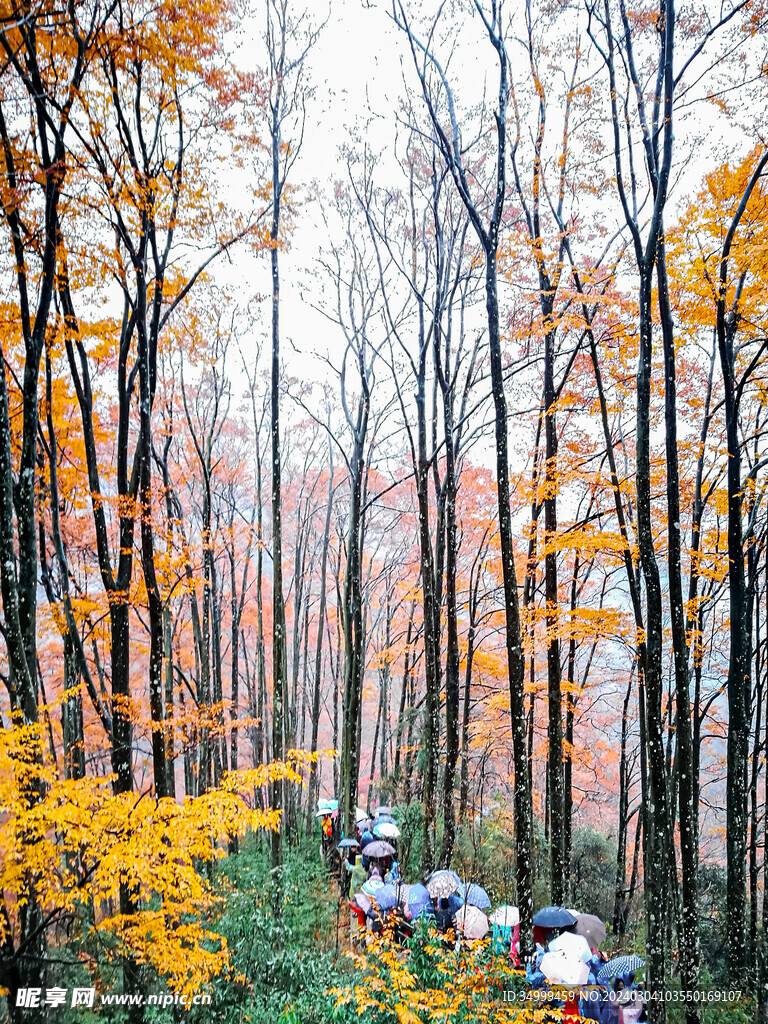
[716,151,768,986]
[394,604,416,784]
[614,668,636,935]
[308,457,334,825]
[459,552,483,823]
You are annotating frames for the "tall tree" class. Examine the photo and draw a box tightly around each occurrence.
[261,0,322,898]
[394,0,534,951]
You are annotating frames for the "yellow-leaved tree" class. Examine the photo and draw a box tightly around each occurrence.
[0,720,319,1002]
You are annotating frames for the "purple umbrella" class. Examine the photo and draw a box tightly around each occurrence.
[365,840,395,859]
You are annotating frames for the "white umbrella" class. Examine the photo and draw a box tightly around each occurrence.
[490,905,519,927]
[549,930,592,963]
[427,871,460,899]
[539,952,589,986]
[455,905,489,940]
[373,821,400,839]
[355,807,368,823]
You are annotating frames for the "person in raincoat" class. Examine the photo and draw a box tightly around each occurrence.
[580,971,647,1023]
[434,894,463,933]
[359,828,374,869]
[348,855,366,900]
[385,858,401,884]
[607,974,646,1024]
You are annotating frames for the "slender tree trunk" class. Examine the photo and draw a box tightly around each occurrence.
[614,668,635,935]
[715,151,768,985]
[269,96,288,898]
[414,362,441,871]
[542,318,565,904]
[657,239,699,1018]
[438,347,461,869]
[394,604,415,783]
[138,322,168,799]
[486,257,534,953]
[340,405,370,839]
[459,566,481,823]
[308,459,334,826]
[636,267,671,1018]
[163,600,176,799]
[380,596,391,799]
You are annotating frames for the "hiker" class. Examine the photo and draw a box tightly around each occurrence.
[348,854,366,899]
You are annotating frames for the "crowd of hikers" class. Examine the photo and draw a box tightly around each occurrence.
[316,800,648,1023]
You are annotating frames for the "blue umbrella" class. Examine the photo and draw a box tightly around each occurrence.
[533,906,578,929]
[374,814,397,826]
[337,838,359,849]
[373,883,399,911]
[597,955,645,985]
[406,883,433,919]
[460,883,491,909]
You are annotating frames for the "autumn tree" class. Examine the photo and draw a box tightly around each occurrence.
[393,0,534,952]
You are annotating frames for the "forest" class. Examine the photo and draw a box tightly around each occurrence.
[0,0,766,1021]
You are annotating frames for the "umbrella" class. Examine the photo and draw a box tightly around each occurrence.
[373,884,399,911]
[315,808,332,817]
[373,821,400,840]
[455,905,489,940]
[375,806,393,817]
[337,838,360,850]
[373,814,397,826]
[460,883,491,910]
[364,840,395,859]
[490,906,520,927]
[597,955,645,985]
[404,883,432,920]
[549,930,592,962]
[353,891,372,915]
[533,906,578,929]
[570,913,607,949]
[427,870,461,899]
[362,876,385,897]
[399,880,430,921]
[355,807,368,823]
[540,951,590,986]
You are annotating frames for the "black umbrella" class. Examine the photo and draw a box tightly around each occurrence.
[569,913,607,948]
[533,906,578,929]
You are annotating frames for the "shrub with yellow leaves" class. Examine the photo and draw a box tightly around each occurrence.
[331,918,566,1024]
[0,721,316,1001]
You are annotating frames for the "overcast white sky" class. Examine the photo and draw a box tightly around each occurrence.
[218,0,759,406]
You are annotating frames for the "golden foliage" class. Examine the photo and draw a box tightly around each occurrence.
[0,721,309,999]
[332,927,566,1024]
